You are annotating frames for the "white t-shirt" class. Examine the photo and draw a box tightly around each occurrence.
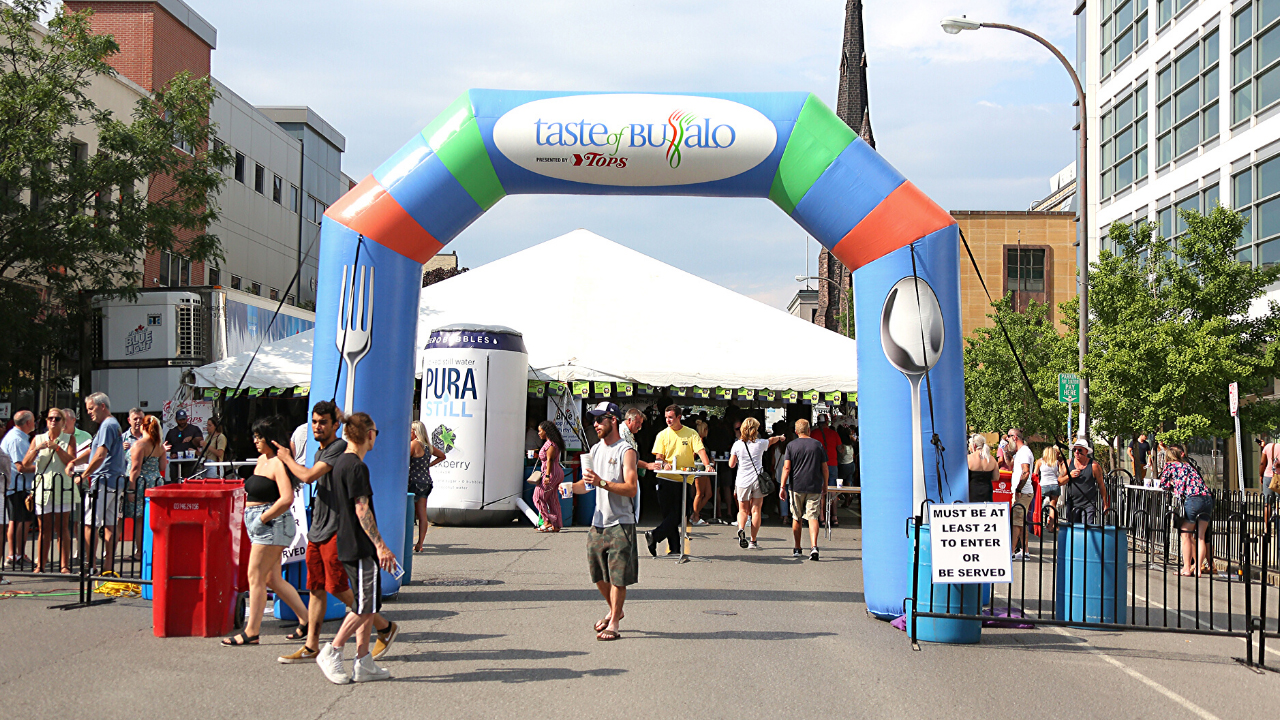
[1011,445,1036,494]
[731,438,769,488]
[291,423,308,465]
[589,437,637,527]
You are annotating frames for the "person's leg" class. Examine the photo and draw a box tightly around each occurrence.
[1180,521,1195,574]
[736,496,749,533]
[792,518,802,550]
[1196,520,1211,575]
[749,497,763,541]
[691,477,709,520]
[605,585,626,632]
[100,489,117,571]
[414,496,428,550]
[37,512,50,572]
[331,586,389,633]
[653,480,681,552]
[56,512,71,570]
[330,610,366,649]
[354,615,376,658]
[808,515,820,550]
[243,544,269,638]
[265,552,309,620]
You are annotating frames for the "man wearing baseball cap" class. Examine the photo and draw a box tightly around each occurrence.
[566,402,639,641]
[164,409,204,456]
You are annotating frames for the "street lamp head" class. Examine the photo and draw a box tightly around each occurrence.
[941,16,982,34]
[795,275,807,282]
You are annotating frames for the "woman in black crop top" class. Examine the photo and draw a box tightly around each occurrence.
[222,415,309,647]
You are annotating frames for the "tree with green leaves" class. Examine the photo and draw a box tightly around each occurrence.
[832,286,855,339]
[963,294,1077,442]
[0,0,230,401]
[1089,207,1280,444]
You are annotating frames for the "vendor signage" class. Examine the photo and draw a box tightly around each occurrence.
[527,380,546,398]
[547,385,584,451]
[758,389,775,402]
[201,388,219,400]
[294,385,309,396]
[928,502,1012,584]
[618,382,634,397]
[491,94,778,187]
[782,390,799,403]
[802,390,818,404]
[670,386,687,397]
[592,381,612,398]
[715,387,732,400]
[822,391,842,404]
[247,388,264,398]
[572,381,590,396]
[735,388,754,401]
[690,387,709,399]
[637,383,654,395]
[547,381,567,396]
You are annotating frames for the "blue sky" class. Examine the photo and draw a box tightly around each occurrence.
[166,0,1077,309]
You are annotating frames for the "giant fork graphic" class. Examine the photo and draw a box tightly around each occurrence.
[337,264,374,414]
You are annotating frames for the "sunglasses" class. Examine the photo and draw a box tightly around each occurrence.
[47,416,61,421]
[1073,448,1089,453]
[592,415,614,425]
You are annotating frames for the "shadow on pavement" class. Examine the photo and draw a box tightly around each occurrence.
[974,631,1242,665]
[626,629,839,641]
[408,588,864,604]
[400,666,626,683]
[399,648,589,663]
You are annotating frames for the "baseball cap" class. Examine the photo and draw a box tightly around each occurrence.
[175,409,188,420]
[586,402,621,419]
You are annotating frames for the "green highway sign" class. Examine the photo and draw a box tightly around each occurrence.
[1058,373,1080,404]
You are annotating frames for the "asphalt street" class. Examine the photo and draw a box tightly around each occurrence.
[1,510,1277,719]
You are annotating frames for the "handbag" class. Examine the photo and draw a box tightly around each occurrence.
[743,440,776,495]
[28,442,57,512]
[526,469,543,486]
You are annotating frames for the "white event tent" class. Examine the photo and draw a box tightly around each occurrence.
[193,230,858,394]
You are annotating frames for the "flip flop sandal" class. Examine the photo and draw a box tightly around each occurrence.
[221,632,259,647]
[596,629,620,641]
[284,624,309,641]
[594,617,611,633]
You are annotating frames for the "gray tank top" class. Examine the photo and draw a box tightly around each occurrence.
[590,438,636,527]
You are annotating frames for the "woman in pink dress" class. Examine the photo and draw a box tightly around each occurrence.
[533,421,566,532]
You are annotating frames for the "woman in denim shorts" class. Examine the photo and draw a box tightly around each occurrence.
[223,415,309,646]
[1159,444,1214,577]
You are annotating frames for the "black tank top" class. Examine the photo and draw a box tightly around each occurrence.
[1065,459,1098,505]
[244,474,280,504]
[968,465,994,502]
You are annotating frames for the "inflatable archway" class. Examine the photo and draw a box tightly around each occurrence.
[311,90,967,617]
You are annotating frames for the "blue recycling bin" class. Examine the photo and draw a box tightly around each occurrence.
[905,522,982,644]
[1055,523,1128,625]
[402,492,416,583]
[522,463,574,527]
[574,483,597,526]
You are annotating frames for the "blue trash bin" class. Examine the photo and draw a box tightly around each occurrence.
[1055,523,1127,625]
[402,492,416,583]
[574,485,597,527]
[905,522,982,644]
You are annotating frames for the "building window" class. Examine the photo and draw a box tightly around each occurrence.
[286,294,296,306]
[272,175,283,204]
[290,184,299,212]
[254,164,265,194]
[1157,30,1220,166]
[305,195,318,224]
[1102,0,1149,76]
[1004,246,1049,314]
[234,152,245,184]
[250,282,261,296]
[230,275,242,290]
[269,288,279,301]
[1233,155,1280,266]
[157,251,191,287]
[1157,0,1194,27]
[1102,84,1148,197]
[1232,2,1280,124]
[208,268,220,286]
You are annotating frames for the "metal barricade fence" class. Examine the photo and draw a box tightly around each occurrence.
[908,501,1275,670]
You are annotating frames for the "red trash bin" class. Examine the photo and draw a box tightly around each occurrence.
[148,482,246,638]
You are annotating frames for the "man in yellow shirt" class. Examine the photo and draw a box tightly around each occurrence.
[645,405,712,557]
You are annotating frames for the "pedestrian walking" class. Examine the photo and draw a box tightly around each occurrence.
[779,419,827,561]
[567,402,639,641]
[82,393,126,572]
[1063,439,1109,524]
[222,415,309,646]
[646,405,712,556]
[1036,446,1067,527]
[316,412,398,684]
[1159,444,1214,577]
[533,421,566,533]
[274,401,397,665]
[1006,428,1035,559]
[24,408,76,573]
[729,417,783,549]
[1129,433,1153,486]
[124,416,168,561]
[967,434,997,503]
[1,410,35,569]
[409,420,445,552]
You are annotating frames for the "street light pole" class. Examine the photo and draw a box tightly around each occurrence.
[941,16,1089,441]
[796,275,851,338]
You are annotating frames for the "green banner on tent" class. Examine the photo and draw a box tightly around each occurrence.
[822,391,842,404]
[572,381,590,397]
[802,390,818,404]
[781,390,799,403]
[293,385,309,396]
[528,380,546,398]
[592,382,612,398]
[636,383,655,395]
[617,382,634,397]
[689,386,709,399]
[847,391,857,405]
[735,388,754,401]
[547,381,568,396]
[712,387,730,400]
[201,388,219,400]
[247,388,264,398]
[669,386,687,398]
[757,388,775,402]
[266,387,283,397]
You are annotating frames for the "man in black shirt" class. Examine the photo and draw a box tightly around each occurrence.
[316,412,397,685]
[164,409,203,454]
[779,419,828,561]
[274,401,395,666]
[1128,433,1152,485]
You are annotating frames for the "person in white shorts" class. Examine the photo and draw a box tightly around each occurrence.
[82,393,126,572]
[728,417,783,550]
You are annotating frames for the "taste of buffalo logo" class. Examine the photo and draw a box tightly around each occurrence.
[125,324,153,356]
[533,110,737,171]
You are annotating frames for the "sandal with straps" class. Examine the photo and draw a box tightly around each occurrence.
[221,632,259,647]
[284,624,309,641]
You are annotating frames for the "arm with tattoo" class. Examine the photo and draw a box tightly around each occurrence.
[354,496,387,549]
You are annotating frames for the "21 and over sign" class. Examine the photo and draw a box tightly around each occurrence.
[930,503,1012,583]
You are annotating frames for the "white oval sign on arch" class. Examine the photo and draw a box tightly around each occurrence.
[491,94,778,186]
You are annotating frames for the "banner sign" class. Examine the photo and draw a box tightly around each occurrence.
[247,388,264,398]
[528,380,546,398]
[572,381,590,397]
[617,382,634,397]
[782,390,799,404]
[690,386,710,399]
[715,387,732,400]
[758,389,775,402]
[592,381,612,398]
[201,388,219,400]
[548,381,567,396]
[929,502,1012,584]
[822,391,842,404]
[802,390,818,404]
[735,388,754,401]
[547,386,584,451]
[669,386,687,397]
[637,383,655,395]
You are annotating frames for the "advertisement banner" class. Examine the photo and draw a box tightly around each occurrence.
[736,388,754,401]
[572,381,590,397]
[715,387,732,401]
[802,390,818,405]
[547,381,567,396]
[782,390,799,404]
[282,492,308,565]
[690,387,710,400]
[617,382,634,397]
[421,349,490,502]
[548,387,584,451]
[669,386,687,398]
[592,381,612,398]
[527,380,546,398]
[759,389,775,402]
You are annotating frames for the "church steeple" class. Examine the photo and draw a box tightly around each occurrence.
[817,0,872,335]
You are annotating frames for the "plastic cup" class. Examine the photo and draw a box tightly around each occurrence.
[837,477,845,487]
[559,482,573,498]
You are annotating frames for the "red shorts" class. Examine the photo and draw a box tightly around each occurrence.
[306,537,349,595]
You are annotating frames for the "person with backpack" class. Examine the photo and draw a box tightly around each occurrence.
[728,417,784,550]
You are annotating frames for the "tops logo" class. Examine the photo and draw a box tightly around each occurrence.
[492,94,777,186]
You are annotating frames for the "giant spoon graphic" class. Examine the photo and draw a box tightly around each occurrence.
[880,276,945,518]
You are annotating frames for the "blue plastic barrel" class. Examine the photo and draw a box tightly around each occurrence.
[905,522,982,644]
[142,499,153,600]
[574,485,597,527]
[1055,523,1127,625]
[402,492,416,583]
[559,466,576,527]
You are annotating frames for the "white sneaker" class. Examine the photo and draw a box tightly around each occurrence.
[747,541,760,550]
[353,653,391,682]
[1012,551,1027,560]
[318,643,351,685]
[691,518,708,527]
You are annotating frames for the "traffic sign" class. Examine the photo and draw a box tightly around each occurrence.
[1058,373,1080,404]
[1229,382,1239,417]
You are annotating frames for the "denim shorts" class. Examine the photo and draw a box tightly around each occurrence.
[245,504,296,547]
[1182,494,1213,522]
